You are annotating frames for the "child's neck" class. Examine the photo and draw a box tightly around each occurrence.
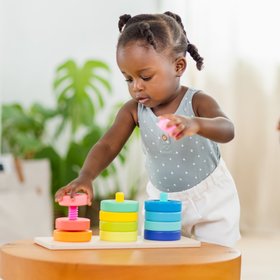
[152,86,188,116]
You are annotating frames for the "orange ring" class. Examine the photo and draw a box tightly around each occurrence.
[53,230,92,242]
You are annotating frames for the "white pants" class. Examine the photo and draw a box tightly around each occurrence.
[146,158,241,247]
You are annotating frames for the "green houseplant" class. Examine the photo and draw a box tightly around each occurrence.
[52,59,111,139]
[1,102,57,181]
[37,59,124,222]
[1,58,143,225]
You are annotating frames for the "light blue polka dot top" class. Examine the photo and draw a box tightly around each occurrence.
[137,87,220,192]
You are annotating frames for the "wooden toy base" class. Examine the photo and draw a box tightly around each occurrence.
[34,235,201,250]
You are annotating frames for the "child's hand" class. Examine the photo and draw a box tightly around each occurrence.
[159,114,200,140]
[54,176,94,206]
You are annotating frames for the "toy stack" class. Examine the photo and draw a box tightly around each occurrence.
[53,193,92,242]
[99,192,139,242]
[144,192,182,241]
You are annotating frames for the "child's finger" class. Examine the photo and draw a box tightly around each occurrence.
[54,186,67,202]
[69,185,79,199]
[79,186,93,206]
[174,131,184,140]
[87,196,92,206]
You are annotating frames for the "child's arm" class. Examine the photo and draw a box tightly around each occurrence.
[55,100,138,205]
[160,91,234,143]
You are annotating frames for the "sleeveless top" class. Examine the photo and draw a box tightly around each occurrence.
[137,87,221,192]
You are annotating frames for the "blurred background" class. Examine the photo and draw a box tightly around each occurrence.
[0,0,280,279]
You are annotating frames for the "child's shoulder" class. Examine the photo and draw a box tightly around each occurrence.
[122,99,138,113]
[192,89,209,106]
[192,90,218,105]
[119,99,138,125]
[185,87,209,101]
[191,90,221,117]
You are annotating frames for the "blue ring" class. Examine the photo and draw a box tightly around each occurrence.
[144,230,181,241]
[145,200,182,212]
[145,211,181,222]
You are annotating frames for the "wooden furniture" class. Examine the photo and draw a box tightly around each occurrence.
[0,239,241,280]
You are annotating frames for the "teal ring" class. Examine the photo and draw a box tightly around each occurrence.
[144,220,181,231]
[100,200,139,212]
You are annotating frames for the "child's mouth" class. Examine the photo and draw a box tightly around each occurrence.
[136,95,150,104]
[138,97,149,104]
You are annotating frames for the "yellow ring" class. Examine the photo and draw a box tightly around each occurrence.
[53,230,92,242]
[99,230,138,242]
[99,210,138,222]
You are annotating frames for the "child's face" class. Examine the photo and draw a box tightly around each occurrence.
[116,41,181,108]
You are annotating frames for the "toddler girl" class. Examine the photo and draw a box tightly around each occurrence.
[55,11,240,247]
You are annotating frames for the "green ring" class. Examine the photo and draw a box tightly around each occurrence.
[100,221,138,232]
[99,230,138,242]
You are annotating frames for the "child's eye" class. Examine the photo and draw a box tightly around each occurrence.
[125,78,133,83]
[141,76,152,81]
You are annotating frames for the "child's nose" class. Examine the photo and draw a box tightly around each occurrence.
[132,79,144,91]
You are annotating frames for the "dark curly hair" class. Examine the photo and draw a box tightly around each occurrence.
[117,11,204,70]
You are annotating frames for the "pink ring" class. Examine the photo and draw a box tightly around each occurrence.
[59,193,88,206]
[55,217,90,231]
[157,118,176,134]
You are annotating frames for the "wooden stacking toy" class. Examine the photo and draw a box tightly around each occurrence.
[99,192,139,242]
[53,193,92,242]
[144,192,182,241]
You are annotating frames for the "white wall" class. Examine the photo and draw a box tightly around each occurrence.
[0,0,162,241]
[1,0,160,108]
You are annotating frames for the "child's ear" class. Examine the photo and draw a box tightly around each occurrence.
[175,57,187,77]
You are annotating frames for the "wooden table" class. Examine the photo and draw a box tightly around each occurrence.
[0,239,241,280]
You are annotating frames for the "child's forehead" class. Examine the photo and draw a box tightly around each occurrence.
[117,46,169,72]
[118,40,155,52]
[117,40,170,62]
